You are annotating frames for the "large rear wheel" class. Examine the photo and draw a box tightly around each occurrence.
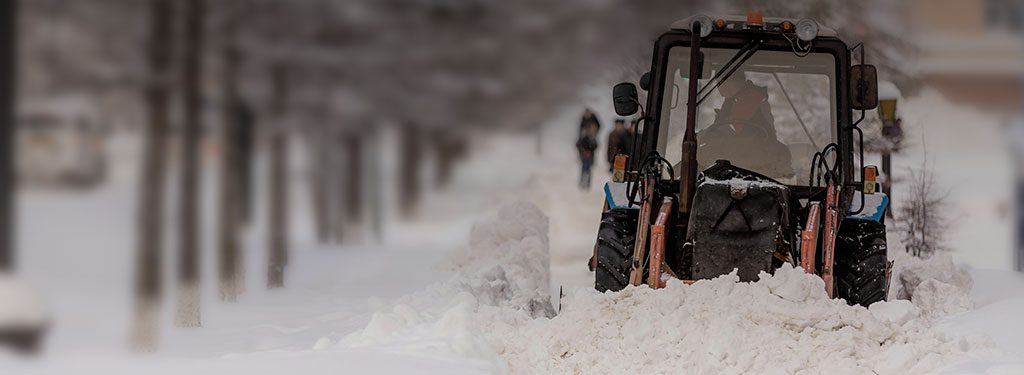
[594,209,639,292]
[835,219,889,306]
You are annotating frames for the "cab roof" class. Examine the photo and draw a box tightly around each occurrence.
[670,15,839,38]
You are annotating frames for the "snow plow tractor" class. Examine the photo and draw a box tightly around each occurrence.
[590,13,892,306]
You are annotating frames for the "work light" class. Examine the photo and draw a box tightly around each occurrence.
[693,15,713,37]
[795,19,818,41]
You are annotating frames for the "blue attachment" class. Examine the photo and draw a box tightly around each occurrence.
[847,191,888,222]
[604,182,640,209]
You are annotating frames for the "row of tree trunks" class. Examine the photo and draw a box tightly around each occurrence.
[132,0,176,352]
[175,0,205,329]
[432,131,467,190]
[306,125,476,245]
[309,125,470,243]
[307,127,373,245]
[0,0,15,271]
[397,128,468,218]
[330,131,364,242]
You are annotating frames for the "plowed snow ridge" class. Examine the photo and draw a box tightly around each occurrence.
[341,202,992,374]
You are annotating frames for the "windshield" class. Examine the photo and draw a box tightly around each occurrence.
[658,46,837,184]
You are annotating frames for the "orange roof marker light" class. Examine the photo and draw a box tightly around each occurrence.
[745,11,764,28]
[780,20,795,33]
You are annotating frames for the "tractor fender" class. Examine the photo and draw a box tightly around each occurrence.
[604,182,640,210]
[847,191,889,222]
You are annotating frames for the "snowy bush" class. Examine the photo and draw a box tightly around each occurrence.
[897,161,952,257]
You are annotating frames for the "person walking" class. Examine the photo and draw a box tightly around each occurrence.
[576,122,598,189]
[606,119,632,172]
[579,108,602,135]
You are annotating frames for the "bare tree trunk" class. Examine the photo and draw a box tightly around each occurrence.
[330,129,347,243]
[535,123,543,155]
[174,0,205,328]
[398,125,422,218]
[345,132,363,226]
[237,102,254,224]
[133,0,175,351]
[311,127,330,243]
[267,65,288,289]
[0,0,16,271]
[267,132,287,288]
[217,37,244,302]
[368,129,383,242]
[433,133,453,190]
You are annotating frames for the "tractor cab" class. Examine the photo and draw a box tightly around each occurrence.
[595,13,890,306]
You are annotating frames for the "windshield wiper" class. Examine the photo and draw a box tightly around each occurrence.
[696,40,761,106]
[695,40,754,99]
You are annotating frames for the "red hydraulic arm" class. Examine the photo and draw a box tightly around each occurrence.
[647,198,674,289]
[800,202,821,273]
[820,181,841,298]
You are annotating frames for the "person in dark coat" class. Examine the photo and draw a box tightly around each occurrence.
[576,122,599,189]
[606,119,633,172]
[698,73,793,178]
[579,108,602,135]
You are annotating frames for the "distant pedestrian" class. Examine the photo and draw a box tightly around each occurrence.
[577,122,598,189]
[579,108,602,136]
[606,119,633,172]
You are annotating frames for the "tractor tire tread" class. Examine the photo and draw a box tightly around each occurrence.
[834,219,889,307]
[594,209,639,293]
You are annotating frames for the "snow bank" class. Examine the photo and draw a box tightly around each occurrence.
[340,202,553,371]
[342,203,988,374]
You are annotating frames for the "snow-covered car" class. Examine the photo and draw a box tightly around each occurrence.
[16,98,108,189]
[0,274,48,354]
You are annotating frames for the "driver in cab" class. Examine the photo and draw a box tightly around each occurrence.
[698,72,794,179]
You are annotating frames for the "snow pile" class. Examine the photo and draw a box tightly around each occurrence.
[439,202,554,315]
[869,299,921,326]
[0,274,48,329]
[484,265,984,374]
[342,202,988,374]
[892,252,975,321]
[340,202,553,369]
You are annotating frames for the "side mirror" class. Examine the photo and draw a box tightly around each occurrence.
[850,64,878,110]
[639,72,651,91]
[612,82,639,116]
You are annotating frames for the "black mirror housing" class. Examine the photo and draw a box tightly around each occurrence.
[851,64,878,110]
[612,82,639,116]
[639,72,652,91]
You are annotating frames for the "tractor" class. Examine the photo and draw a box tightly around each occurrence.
[591,13,892,306]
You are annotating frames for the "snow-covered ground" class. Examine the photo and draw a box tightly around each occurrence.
[3,94,1024,373]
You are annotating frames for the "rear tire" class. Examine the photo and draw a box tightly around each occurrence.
[594,209,639,292]
[835,219,889,306]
